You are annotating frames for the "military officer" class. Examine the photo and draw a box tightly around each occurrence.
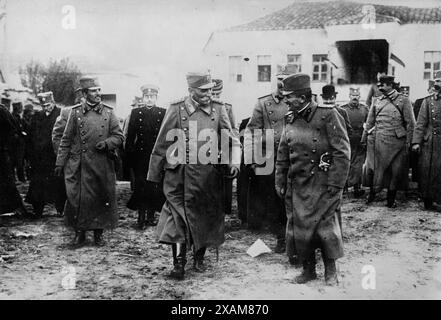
[244,71,289,254]
[55,76,124,247]
[340,87,369,197]
[412,71,441,209]
[411,81,435,182]
[26,92,63,217]
[211,79,237,216]
[362,75,415,207]
[125,85,166,229]
[147,72,241,280]
[275,74,350,285]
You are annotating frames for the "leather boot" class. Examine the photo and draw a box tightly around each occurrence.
[33,203,44,219]
[294,253,317,284]
[424,197,433,210]
[94,229,105,246]
[387,189,397,208]
[146,210,157,226]
[193,247,207,272]
[366,188,375,204]
[324,257,338,286]
[71,230,86,248]
[169,243,186,280]
[274,236,286,254]
[137,209,146,229]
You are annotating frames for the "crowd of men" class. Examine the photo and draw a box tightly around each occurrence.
[1,68,440,286]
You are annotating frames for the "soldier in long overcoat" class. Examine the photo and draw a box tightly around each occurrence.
[125,85,166,229]
[362,75,415,207]
[211,79,238,217]
[25,92,63,217]
[275,74,350,285]
[0,104,29,216]
[340,87,369,197]
[147,72,241,280]
[55,77,124,246]
[412,72,441,209]
[244,72,289,253]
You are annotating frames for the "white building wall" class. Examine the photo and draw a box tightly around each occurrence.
[205,23,441,122]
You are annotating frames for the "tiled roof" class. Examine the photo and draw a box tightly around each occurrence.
[225,1,441,32]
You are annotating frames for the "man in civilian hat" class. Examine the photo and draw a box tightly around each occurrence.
[54,76,124,247]
[410,81,435,182]
[340,87,369,197]
[243,70,290,254]
[25,92,63,217]
[147,71,240,280]
[412,71,441,209]
[361,74,415,207]
[125,85,166,229]
[275,73,350,285]
[211,78,237,216]
[321,84,352,136]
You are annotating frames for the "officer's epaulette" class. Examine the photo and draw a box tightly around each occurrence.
[71,103,82,109]
[257,94,272,101]
[169,97,186,106]
[425,93,437,100]
[102,103,114,109]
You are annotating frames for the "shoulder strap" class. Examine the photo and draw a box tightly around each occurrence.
[386,95,407,129]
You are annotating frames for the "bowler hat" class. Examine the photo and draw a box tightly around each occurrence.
[281,73,310,95]
[186,72,215,89]
[321,85,338,99]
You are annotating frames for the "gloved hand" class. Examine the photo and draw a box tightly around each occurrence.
[411,143,421,154]
[327,185,342,197]
[54,166,64,177]
[95,141,107,152]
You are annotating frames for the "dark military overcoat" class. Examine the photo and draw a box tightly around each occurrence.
[340,102,369,186]
[56,102,124,230]
[412,93,441,202]
[244,93,288,232]
[147,96,240,251]
[125,105,166,212]
[275,102,350,260]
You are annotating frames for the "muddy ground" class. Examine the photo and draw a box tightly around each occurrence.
[1,181,440,300]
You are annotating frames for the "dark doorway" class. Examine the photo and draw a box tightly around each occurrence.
[336,39,389,84]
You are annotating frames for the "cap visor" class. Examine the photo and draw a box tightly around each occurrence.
[88,86,101,90]
[198,82,215,89]
[281,90,294,96]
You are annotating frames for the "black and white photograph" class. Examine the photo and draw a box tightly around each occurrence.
[0,0,441,303]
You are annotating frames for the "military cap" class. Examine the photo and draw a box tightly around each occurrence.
[349,87,360,95]
[37,91,55,105]
[378,74,395,84]
[141,84,159,96]
[186,72,215,89]
[428,80,435,89]
[79,76,101,90]
[321,84,338,99]
[434,71,441,81]
[281,73,310,95]
[212,79,223,94]
[400,86,410,96]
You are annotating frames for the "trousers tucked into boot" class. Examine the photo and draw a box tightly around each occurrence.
[170,243,187,280]
[387,189,397,208]
[193,247,207,272]
[323,255,338,286]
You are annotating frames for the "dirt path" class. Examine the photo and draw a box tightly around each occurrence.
[1,182,440,299]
